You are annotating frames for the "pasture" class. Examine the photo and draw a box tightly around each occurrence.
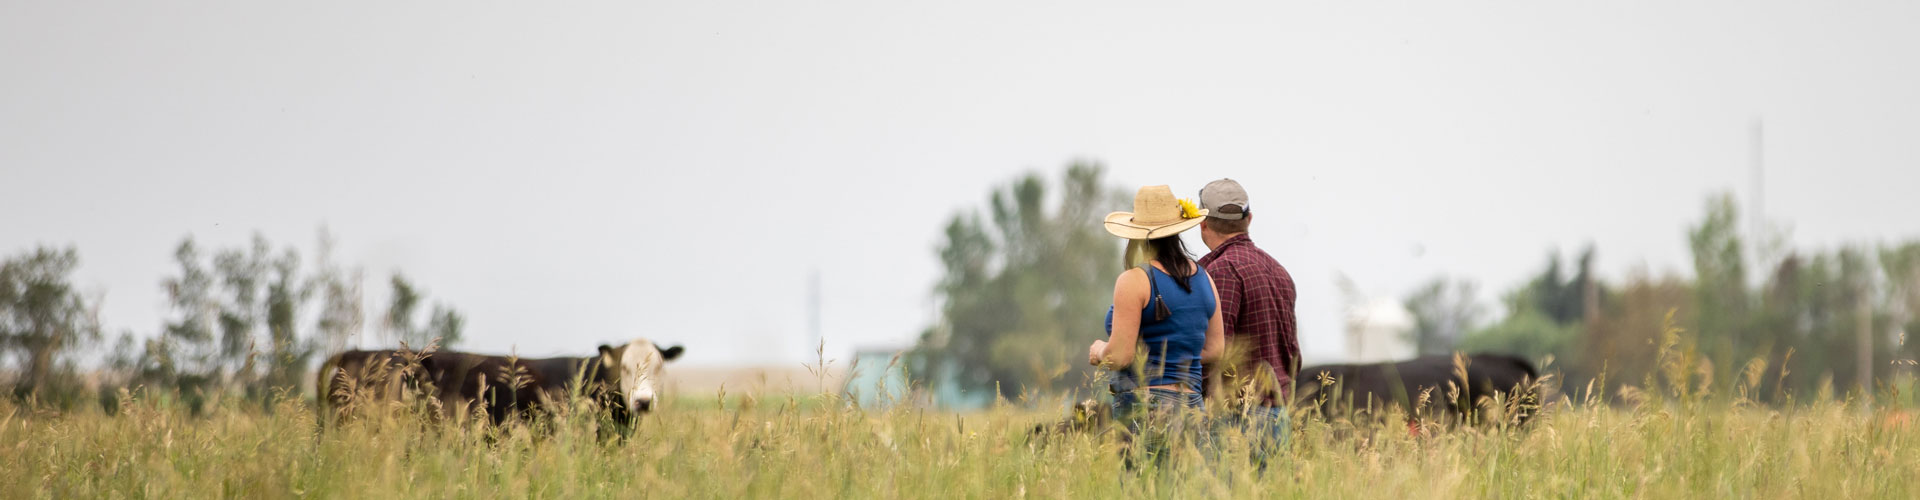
[1,388,1913,499]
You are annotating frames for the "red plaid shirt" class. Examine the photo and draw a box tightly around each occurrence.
[1196,234,1299,406]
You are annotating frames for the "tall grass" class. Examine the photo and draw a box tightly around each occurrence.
[0,383,1914,499]
[5,317,1915,499]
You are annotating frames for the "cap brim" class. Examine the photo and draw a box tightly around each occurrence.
[1103,210,1208,240]
[1204,210,1244,221]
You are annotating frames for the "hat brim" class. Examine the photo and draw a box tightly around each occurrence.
[1103,210,1208,240]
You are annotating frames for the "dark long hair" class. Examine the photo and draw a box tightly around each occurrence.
[1147,235,1196,292]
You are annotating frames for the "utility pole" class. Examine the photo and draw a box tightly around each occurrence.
[1859,286,1874,409]
[1751,118,1767,283]
[809,269,823,355]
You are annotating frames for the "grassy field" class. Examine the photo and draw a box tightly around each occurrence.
[1,386,1914,500]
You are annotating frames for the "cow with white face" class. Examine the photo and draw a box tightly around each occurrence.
[597,338,685,413]
[435,338,686,427]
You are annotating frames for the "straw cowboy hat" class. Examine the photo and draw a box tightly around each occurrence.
[1104,185,1208,240]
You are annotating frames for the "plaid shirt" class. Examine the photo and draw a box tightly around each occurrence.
[1196,234,1299,406]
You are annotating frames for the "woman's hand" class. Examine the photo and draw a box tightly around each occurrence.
[1088,340,1109,367]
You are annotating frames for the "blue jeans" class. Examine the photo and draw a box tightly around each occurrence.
[1218,404,1291,471]
[1111,388,1204,470]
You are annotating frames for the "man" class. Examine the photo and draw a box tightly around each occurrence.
[1195,178,1299,461]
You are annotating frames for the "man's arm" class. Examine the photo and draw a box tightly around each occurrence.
[1276,268,1300,378]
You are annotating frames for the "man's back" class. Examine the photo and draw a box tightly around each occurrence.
[1197,233,1298,406]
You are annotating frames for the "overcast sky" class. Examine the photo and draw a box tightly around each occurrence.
[4,2,1918,367]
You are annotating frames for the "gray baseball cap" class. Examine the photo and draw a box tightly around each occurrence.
[1198,178,1249,220]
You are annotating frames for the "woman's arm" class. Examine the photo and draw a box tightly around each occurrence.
[1090,268,1149,369]
[1200,272,1225,363]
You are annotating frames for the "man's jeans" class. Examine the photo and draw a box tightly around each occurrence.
[1218,403,1291,471]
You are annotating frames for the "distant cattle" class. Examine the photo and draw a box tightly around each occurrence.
[1026,353,1544,440]
[315,339,685,427]
[1297,353,1543,427]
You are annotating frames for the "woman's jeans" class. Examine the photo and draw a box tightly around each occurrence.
[1111,388,1204,469]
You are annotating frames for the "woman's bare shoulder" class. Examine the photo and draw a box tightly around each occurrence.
[1114,267,1152,289]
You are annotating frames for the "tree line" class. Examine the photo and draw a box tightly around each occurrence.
[1427,194,1920,404]
[0,229,465,414]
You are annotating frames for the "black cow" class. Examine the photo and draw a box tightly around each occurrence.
[316,349,439,420]
[315,339,685,427]
[1296,353,1542,427]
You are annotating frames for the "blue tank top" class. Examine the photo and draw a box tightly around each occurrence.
[1103,265,1215,392]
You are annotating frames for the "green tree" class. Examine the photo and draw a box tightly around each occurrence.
[424,305,464,349]
[160,238,219,386]
[1688,193,1751,385]
[383,274,463,349]
[1459,246,1600,370]
[1580,273,1693,399]
[212,235,271,379]
[1458,309,1578,364]
[259,246,314,397]
[1404,277,1482,356]
[1763,248,1884,399]
[0,246,100,404]
[146,234,319,406]
[1881,243,1920,363]
[914,162,1126,401]
[383,274,422,347]
[311,228,364,355]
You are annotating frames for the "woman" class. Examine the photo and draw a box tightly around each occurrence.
[1089,185,1226,466]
